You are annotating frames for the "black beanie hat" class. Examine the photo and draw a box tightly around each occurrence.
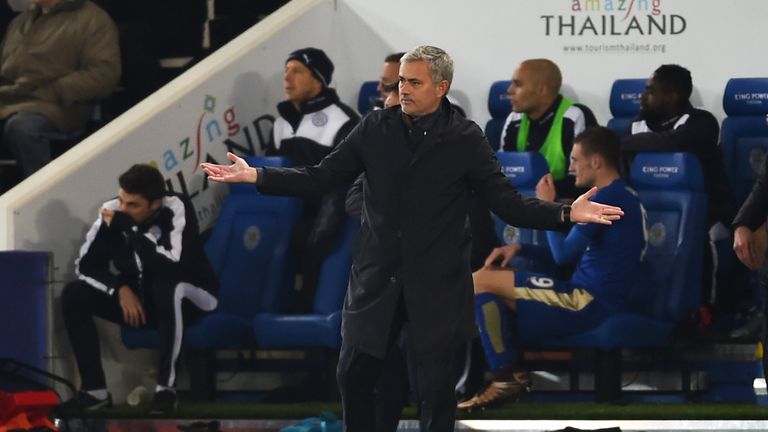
[286,47,334,87]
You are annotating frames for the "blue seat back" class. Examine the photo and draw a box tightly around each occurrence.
[629,153,707,321]
[0,251,50,374]
[485,80,512,151]
[204,156,302,318]
[493,152,549,248]
[607,79,646,137]
[313,218,358,316]
[720,78,768,207]
[357,81,380,115]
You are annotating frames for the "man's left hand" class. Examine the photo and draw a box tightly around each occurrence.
[570,187,623,225]
[535,173,556,201]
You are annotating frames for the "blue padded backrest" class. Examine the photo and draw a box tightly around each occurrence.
[629,153,707,321]
[606,117,633,137]
[608,79,646,138]
[487,80,512,119]
[0,251,50,374]
[722,78,768,116]
[314,218,358,315]
[485,119,505,152]
[606,78,647,136]
[205,156,302,318]
[609,79,646,117]
[485,81,513,150]
[720,92,768,207]
[358,81,380,115]
[494,152,550,247]
[630,152,705,192]
[496,151,550,188]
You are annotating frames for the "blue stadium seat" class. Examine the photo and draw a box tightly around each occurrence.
[357,81,380,115]
[493,151,556,273]
[485,80,512,151]
[252,217,357,350]
[606,79,646,137]
[121,156,302,399]
[720,78,768,207]
[0,251,50,377]
[526,152,707,401]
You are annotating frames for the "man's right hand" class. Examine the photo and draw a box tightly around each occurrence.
[118,286,146,328]
[734,225,767,270]
[483,244,522,269]
[200,152,258,184]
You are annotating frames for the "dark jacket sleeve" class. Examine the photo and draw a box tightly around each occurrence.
[76,214,139,295]
[129,199,187,270]
[466,126,565,231]
[345,174,365,219]
[734,156,768,230]
[622,111,720,153]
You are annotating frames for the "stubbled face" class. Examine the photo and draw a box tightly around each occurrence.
[507,64,543,114]
[118,189,160,224]
[283,60,322,106]
[569,143,597,188]
[640,74,673,119]
[378,61,400,97]
[398,60,446,117]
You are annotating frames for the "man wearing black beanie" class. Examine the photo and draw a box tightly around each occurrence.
[265,47,359,312]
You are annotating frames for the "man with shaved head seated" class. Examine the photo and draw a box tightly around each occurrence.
[502,59,597,201]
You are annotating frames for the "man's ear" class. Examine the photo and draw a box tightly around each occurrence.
[590,154,603,170]
[150,198,163,212]
[436,80,449,98]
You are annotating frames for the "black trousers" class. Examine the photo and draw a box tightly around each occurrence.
[336,326,461,432]
[62,278,217,390]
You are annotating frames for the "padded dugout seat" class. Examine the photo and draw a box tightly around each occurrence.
[526,152,707,402]
[485,81,512,151]
[493,151,555,274]
[252,217,358,350]
[606,79,646,137]
[720,78,768,207]
[357,81,379,115]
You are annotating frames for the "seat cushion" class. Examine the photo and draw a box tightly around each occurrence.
[526,313,675,350]
[122,312,255,350]
[252,312,342,349]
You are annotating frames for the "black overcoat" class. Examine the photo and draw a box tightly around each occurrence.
[258,100,565,359]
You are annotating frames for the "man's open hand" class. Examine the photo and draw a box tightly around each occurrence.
[200,152,258,184]
[570,187,624,225]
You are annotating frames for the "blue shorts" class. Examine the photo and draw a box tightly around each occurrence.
[514,271,610,344]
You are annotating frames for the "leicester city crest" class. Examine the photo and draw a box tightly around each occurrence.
[648,222,666,248]
[503,225,521,245]
[148,225,162,241]
[243,225,261,251]
[311,112,328,127]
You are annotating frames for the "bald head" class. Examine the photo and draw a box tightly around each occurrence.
[520,59,562,93]
[508,58,563,120]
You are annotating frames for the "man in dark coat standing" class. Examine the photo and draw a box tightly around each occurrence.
[202,46,623,431]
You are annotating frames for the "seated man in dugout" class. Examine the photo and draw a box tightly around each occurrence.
[501,58,598,201]
[621,64,740,317]
[59,164,218,416]
[459,127,647,409]
[265,47,360,313]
